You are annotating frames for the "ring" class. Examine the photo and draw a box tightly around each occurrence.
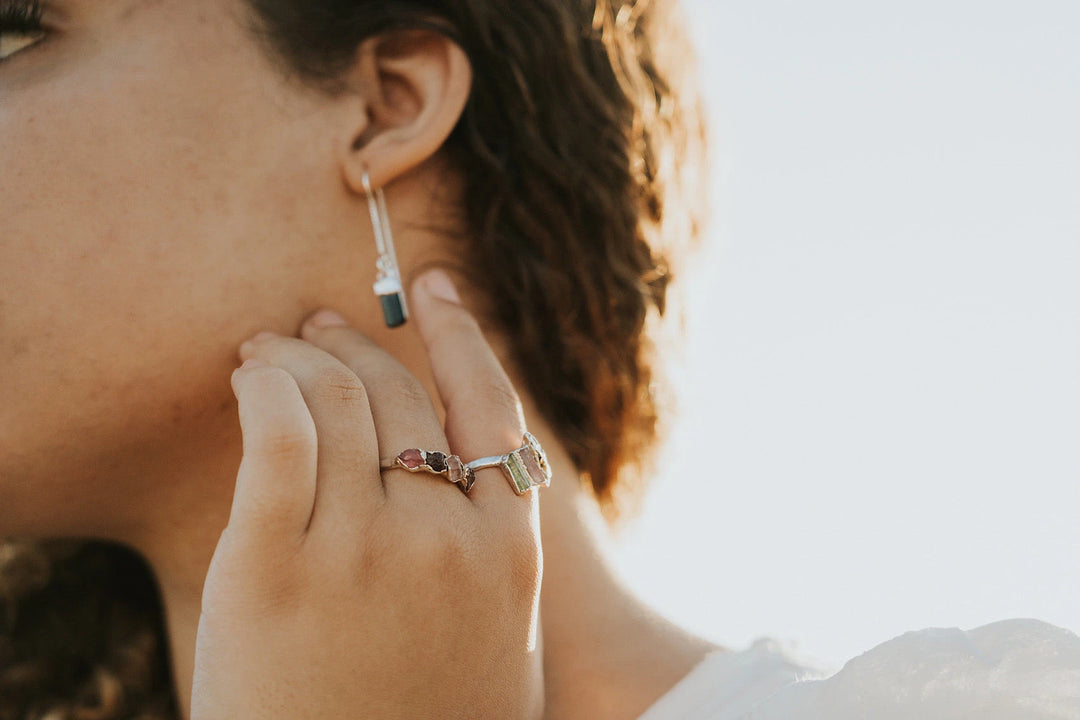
[380,449,476,494]
[466,432,552,495]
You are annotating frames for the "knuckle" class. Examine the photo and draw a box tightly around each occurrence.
[509,528,542,581]
[351,524,394,582]
[410,518,479,581]
[208,529,306,613]
[311,367,367,405]
[478,379,523,417]
[485,522,541,603]
[253,429,317,460]
[375,372,432,409]
[508,557,542,607]
[318,515,381,585]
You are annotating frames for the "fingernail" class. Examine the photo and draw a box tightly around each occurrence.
[306,309,349,329]
[420,270,460,304]
[239,358,269,370]
[238,331,278,359]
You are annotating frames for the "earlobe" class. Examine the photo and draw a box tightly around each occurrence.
[341,30,472,193]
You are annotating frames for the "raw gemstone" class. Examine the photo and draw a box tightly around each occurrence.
[447,456,463,485]
[524,432,550,477]
[425,451,447,473]
[398,448,424,469]
[461,467,476,493]
[379,292,407,328]
[504,452,533,494]
[521,448,549,486]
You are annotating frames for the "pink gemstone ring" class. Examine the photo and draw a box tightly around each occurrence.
[380,448,476,494]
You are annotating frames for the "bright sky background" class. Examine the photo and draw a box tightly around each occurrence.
[612,0,1080,667]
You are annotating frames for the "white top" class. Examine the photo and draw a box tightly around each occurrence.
[637,618,1080,719]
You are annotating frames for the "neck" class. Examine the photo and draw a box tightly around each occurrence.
[121,407,245,720]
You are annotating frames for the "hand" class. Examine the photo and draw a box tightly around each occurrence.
[190,271,544,720]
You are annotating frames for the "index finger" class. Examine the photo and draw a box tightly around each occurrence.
[409,270,540,508]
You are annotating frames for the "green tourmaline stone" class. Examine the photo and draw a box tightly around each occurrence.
[504,453,533,494]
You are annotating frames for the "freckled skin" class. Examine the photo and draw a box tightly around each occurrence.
[0,0,383,540]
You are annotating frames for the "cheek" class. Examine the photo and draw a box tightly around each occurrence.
[0,8,330,480]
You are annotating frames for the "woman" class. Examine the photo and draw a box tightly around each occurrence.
[0,0,719,717]
[9,2,1075,718]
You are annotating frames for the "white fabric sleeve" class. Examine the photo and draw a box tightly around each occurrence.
[637,618,1080,720]
[635,638,832,720]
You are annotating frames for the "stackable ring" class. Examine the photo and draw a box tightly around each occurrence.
[466,432,552,495]
[380,449,476,494]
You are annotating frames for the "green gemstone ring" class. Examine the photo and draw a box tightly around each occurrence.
[465,432,553,495]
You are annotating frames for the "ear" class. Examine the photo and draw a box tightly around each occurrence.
[341,29,472,192]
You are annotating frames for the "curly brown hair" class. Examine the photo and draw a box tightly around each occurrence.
[0,0,707,717]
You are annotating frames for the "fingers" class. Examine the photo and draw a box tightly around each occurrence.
[299,311,466,509]
[409,270,533,508]
[230,265,539,547]
[238,334,382,531]
[228,359,318,546]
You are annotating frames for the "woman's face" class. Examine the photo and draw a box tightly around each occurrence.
[0,0,373,537]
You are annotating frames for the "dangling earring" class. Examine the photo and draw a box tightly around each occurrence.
[361,170,409,328]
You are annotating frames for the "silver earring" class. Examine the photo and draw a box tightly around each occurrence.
[361,170,408,328]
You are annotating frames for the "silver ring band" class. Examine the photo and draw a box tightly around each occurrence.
[466,455,508,471]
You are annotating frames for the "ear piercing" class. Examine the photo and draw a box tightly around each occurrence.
[361,170,408,328]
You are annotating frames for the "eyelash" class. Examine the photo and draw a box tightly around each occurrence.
[0,0,44,29]
[0,0,47,64]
